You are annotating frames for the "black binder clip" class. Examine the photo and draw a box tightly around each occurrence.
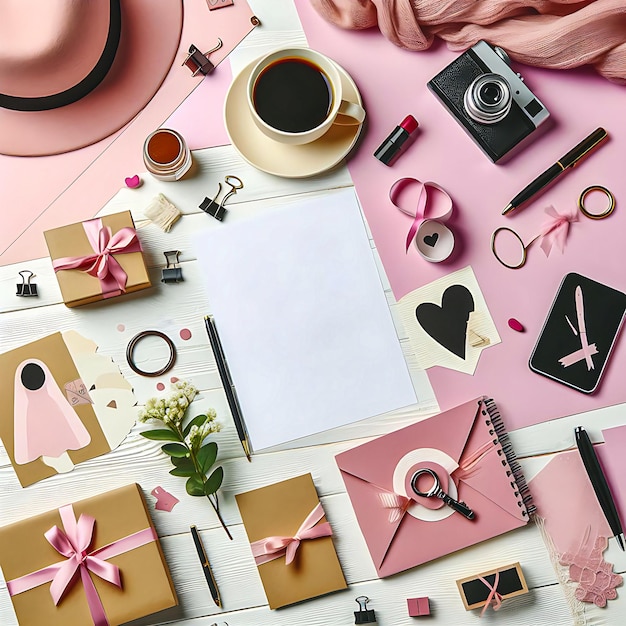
[16,270,38,297]
[354,596,376,624]
[182,39,223,76]
[199,175,244,221]
[161,250,184,284]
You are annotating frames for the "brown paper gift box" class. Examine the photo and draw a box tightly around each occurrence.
[235,473,347,609]
[456,562,528,611]
[44,211,151,307]
[0,483,177,625]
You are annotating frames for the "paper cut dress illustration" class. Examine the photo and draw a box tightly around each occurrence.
[13,359,91,468]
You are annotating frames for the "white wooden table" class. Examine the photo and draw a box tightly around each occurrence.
[1,2,625,625]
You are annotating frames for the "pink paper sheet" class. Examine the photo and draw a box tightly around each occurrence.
[296,0,626,431]
[0,0,255,266]
[599,425,626,531]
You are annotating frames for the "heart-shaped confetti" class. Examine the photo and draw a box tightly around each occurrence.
[125,175,141,189]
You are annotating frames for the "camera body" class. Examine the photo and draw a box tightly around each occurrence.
[427,40,550,163]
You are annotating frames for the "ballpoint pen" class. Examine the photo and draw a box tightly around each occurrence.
[575,426,625,551]
[204,315,252,461]
[502,127,608,216]
[190,525,222,607]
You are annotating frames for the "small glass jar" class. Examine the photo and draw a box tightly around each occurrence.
[143,128,192,181]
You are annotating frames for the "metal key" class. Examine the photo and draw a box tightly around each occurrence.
[410,468,475,520]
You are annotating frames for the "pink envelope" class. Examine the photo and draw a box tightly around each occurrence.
[336,398,533,577]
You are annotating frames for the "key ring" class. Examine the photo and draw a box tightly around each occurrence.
[410,467,441,498]
[492,185,616,269]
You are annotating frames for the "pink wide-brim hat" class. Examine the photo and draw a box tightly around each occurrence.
[0,0,183,157]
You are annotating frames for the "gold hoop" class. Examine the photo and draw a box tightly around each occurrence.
[491,227,528,270]
[578,185,615,220]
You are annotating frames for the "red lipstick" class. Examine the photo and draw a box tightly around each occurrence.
[374,114,419,166]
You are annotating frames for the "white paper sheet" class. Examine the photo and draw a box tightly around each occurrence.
[192,188,417,450]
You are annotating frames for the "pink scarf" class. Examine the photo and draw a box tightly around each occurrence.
[310,0,626,83]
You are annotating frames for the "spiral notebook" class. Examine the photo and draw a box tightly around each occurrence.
[336,397,534,577]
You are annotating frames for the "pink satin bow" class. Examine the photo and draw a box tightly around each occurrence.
[538,204,579,257]
[7,504,157,626]
[250,503,332,566]
[52,218,142,298]
[479,571,503,616]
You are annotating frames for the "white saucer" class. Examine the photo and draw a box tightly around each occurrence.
[224,59,364,178]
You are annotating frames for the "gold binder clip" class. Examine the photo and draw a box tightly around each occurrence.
[199,175,244,221]
[182,39,223,76]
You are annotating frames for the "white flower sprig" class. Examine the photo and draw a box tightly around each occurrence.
[138,381,231,539]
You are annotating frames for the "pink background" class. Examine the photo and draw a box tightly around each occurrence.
[296,0,626,431]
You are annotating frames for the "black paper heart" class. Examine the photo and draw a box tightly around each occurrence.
[415,284,475,359]
[423,233,439,247]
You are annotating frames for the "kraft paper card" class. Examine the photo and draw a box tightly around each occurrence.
[0,331,137,486]
[235,473,347,609]
[0,483,177,625]
[397,266,500,374]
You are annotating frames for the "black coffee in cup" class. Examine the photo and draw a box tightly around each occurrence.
[252,58,333,133]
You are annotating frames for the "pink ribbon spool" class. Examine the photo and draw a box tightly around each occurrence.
[390,177,455,262]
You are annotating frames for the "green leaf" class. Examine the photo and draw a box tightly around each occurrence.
[183,414,208,438]
[198,441,218,474]
[170,456,195,468]
[186,475,205,497]
[161,443,189,458]
[140,429,180,442]
[169,466,197,477]
[203,466,224,496]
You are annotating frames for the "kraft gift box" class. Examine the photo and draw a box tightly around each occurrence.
[235,473,347,609]
[0,483,177,625]
[456,562,529,611]
[44,210,151,307]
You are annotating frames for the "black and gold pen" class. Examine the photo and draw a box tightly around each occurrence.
[190,525,222,606]
[502,127,608,216]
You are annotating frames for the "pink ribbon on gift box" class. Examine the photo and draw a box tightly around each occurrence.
[479,570,503,616]
[250,502,332,566]
[6,503,157,626]
[52,218,143,298]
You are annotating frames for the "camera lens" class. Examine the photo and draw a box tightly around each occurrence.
[464,73,512,124]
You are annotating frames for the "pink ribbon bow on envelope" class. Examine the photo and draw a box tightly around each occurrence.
[6,504,157,626]
[52,218,142,298]
[538,204,579,257]
[250,502,332,566]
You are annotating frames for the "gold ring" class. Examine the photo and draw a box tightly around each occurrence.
[126,330,176,377]
[491,227,527,270]
[578,185,615,219]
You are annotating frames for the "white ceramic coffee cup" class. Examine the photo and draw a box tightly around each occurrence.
[247,47,365,145]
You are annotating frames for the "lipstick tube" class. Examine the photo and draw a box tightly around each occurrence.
[374,115,419,166]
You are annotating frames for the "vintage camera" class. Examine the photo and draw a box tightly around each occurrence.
[427,41,549,162]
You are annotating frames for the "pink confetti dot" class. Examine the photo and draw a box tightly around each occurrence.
[117,324,125,332]
[170,376,179,383]
[508,318,525,332]
[180,328,192,341]
[156,382,165,391]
